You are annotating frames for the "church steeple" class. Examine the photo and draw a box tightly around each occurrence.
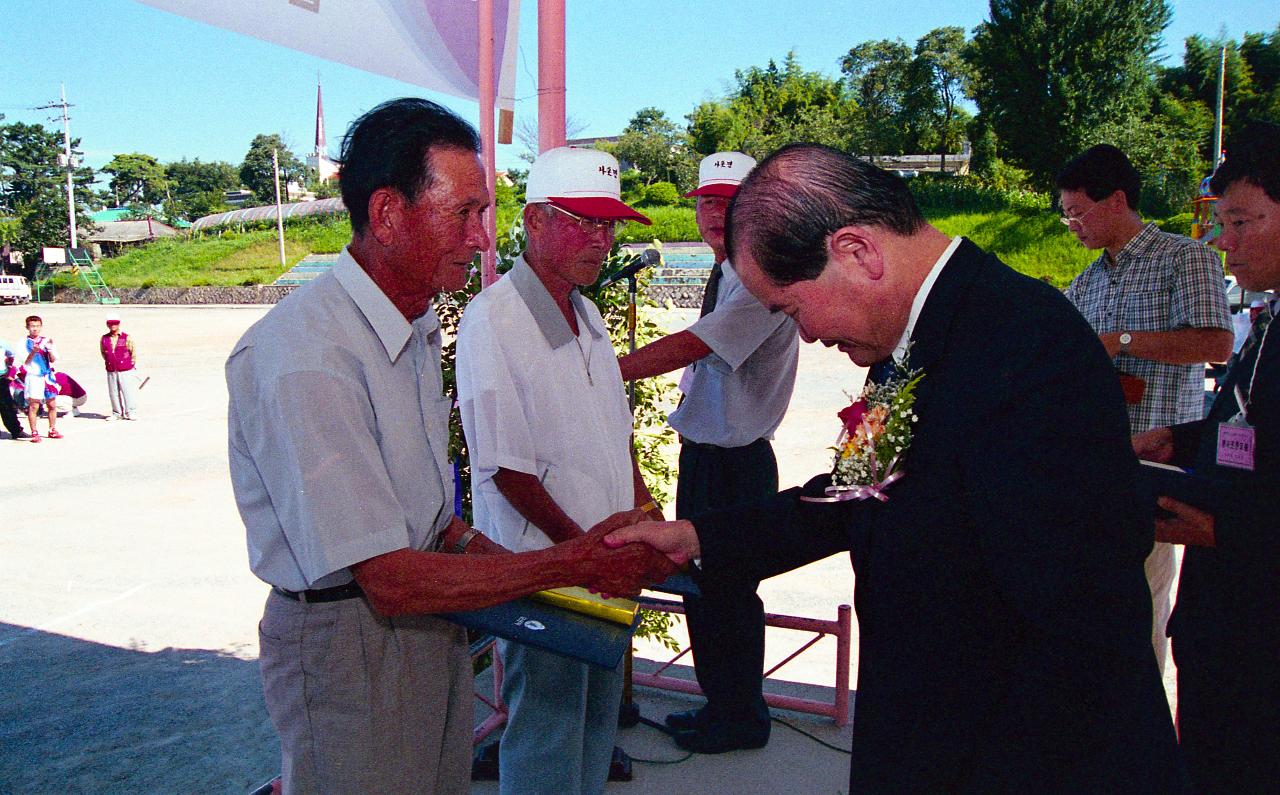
[307,78,339,183]
[314,80,327,157]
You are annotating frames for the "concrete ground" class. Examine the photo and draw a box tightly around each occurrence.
[0,303,1175,794]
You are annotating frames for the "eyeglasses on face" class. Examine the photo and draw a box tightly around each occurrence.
[542,203,624,236]
[1059,203,1099,227]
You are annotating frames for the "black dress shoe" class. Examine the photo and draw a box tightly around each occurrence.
[665,707,709,731]
[673,719,770,754]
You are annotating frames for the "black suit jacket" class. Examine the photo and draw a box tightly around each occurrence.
[694,240,1187,793]
[1168,311,1279,645]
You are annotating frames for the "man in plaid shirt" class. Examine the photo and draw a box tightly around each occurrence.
[1058,144,1232,677]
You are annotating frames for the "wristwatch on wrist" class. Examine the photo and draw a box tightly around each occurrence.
[1118,331,1132,355]
[452,527,480,554]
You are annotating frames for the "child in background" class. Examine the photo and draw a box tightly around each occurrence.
[22,315,59,442]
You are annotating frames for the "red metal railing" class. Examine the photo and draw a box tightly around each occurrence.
[631,598,852,726]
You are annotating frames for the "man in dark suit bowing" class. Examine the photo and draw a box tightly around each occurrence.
[608,143,1188,792]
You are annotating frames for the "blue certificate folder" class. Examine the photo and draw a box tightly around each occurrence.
[650,571,701,598]
[442,597,641,670]
[1137,460,1232,516]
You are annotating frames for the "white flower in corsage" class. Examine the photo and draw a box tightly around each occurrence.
[802,353,923,503]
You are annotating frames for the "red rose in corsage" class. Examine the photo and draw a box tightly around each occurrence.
[803,349,923,504]
[837,400,868,434]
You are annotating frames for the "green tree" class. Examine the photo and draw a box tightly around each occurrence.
[1160,29,1280,159]
[841,39,915,154]
[102,152,169,206]
[910,27,976,172]
[602,108,698,190]
[687,52,856,158]
[0,121,96,258]
[166,157,239,220]
[967,0,1171,189]
[240,134,305,204]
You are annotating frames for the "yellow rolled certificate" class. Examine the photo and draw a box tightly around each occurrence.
[529,587,640,626]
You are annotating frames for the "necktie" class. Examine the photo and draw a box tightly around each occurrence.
[699,260,724,318]
[867,358,895,386]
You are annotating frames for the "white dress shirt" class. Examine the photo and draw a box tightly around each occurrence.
[457,256,635,553]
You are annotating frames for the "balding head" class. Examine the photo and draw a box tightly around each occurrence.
[726,144,924,286]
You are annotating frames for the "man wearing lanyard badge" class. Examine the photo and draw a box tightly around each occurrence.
[1132,124,1280,794]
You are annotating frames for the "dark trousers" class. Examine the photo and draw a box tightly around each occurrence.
[0,382,23,438]
[1172,628,1280,794]
[676,437,777,727]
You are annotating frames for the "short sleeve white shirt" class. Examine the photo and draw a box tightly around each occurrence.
[226,248,453,590]
[457,256,635,552]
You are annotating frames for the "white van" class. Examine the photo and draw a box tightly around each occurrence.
[0,274,32,305]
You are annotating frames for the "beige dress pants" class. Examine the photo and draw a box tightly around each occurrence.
[258,591,472,795]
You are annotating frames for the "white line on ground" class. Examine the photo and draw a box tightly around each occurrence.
[0,584,148,649]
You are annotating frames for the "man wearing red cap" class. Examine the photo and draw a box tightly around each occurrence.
[457,146,663,795]
[619,151,799,753]
[101,314,140,421]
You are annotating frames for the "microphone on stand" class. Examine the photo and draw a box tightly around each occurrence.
[599,248,661,289]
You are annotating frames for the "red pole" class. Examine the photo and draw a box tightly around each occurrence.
[537,0,566,153]
[478,0,499,287]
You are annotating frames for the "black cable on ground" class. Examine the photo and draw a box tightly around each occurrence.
[771,715,852,755]
[624,706,851,762]
[621,711,696,765]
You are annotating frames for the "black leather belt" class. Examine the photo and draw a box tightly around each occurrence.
[272,581,364,604]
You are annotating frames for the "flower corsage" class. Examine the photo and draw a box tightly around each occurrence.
[802,353,923,503]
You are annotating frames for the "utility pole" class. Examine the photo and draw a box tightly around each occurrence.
[1213,46,1227,168]
[272,148,287,270]
[37,84,79,248]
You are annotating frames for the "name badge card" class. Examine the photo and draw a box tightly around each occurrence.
[1216,421,1256,471]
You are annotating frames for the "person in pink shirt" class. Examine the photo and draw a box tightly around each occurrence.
[101,313,139,420]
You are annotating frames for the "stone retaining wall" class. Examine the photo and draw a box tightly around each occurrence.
[51,286,297,305]
[48,283,708,308]
[648,285,703,309]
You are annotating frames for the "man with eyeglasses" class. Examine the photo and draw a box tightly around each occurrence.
[618,152,798,753]
[1131,124,1280,794]
[1058,144,1232,677]
[456,146,664,795]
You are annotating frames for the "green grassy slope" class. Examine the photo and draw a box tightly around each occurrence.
[88,204,1196,291]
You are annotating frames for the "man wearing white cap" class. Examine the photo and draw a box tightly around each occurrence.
[457,146,663,795]
[101,313,139,420]
[618,152,799,753]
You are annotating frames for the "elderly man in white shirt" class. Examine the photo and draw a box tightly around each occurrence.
[228,101,674,795]
[457,147,664,795]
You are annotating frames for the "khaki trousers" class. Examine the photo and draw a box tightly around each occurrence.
[258,591,472,795]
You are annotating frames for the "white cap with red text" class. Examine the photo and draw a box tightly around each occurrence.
[526,146,651,224]
[685,152,757,198]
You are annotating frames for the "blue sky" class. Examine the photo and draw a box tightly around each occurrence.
[2,1,1276,181]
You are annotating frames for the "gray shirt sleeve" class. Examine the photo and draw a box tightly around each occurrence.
[686,272,790,372]
[227,347,413,587]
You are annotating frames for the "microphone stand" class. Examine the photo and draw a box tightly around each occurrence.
[627,273,638,410]
[619,269,641,730]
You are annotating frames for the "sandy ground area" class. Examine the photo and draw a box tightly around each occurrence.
[0,302,1175,794]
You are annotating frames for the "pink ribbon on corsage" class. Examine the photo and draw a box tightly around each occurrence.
[800,453,905,503]
[799,471,905,503]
